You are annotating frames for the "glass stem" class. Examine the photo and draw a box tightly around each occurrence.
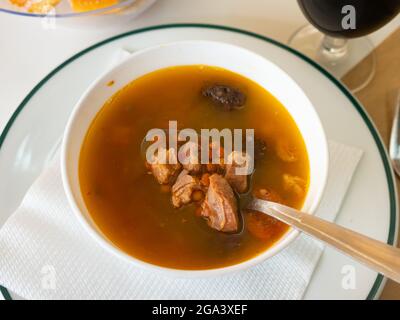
[320,36,349,62]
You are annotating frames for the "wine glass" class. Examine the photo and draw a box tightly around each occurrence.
[289,0,400,92]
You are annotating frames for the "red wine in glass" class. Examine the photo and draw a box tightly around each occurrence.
[298,0,400,38]
[290,0,400,92]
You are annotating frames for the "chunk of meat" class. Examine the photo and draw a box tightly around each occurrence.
[172,170,203,208]
[225,151,251,193]
[202,84,246,111]
[148,148,181,185]
[201,174,239,232]
[254,187,283,204]
[183,162,202,174]
[283,174,306,197]
[276,139,298,162]
[178,141,202,174]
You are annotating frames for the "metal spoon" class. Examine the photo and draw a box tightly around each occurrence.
[248,198,400,283]
[390,90,400,177]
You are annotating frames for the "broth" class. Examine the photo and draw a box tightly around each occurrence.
[79,65,309,269]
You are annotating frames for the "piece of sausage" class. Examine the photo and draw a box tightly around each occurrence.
[202,84,246,111]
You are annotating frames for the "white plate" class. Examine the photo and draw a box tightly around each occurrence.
[0,24,397,300]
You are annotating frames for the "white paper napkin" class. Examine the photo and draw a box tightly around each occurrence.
[0,141,362,300]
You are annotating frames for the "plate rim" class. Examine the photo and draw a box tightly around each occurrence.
[0,23,396,300]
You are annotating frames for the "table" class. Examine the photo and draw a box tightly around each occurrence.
[343,29,400,300]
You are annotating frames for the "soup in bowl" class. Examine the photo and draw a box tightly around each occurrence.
[62,41,328,276]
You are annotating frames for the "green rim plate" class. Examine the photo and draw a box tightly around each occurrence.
[0,23,396,300]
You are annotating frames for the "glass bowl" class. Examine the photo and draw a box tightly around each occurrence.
[0,0,156,28]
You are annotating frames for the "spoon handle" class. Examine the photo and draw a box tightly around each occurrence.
[249,199,400,283]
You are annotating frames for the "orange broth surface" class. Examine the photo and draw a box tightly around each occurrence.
[79,65,309,269]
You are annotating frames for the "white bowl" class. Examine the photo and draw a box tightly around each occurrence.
[61,40,329,277]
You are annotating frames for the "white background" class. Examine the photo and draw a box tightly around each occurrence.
[0,0,399,132]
